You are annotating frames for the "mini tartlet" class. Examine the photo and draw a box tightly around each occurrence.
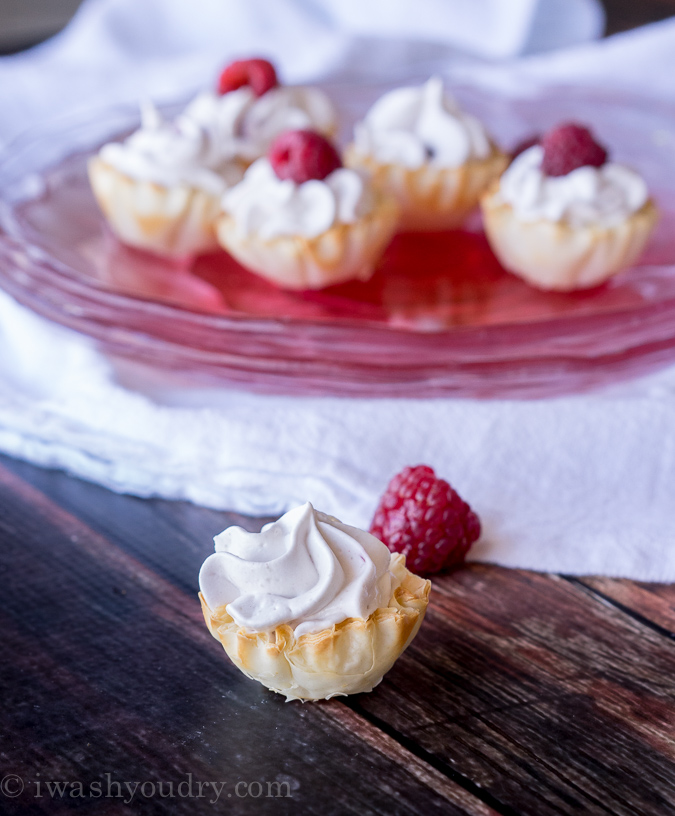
[89,58,337,258]
[345,77,507,232]
[199,502,430,701]
[88,102,233,257]
[216,129,399,290]
[481,123,658,291]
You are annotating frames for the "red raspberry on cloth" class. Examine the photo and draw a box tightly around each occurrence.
[370,465,481,576]
[218,58,278,97]
[541,123,608,177]
[268,130,342,184]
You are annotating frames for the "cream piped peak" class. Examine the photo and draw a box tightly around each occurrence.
[199,502,396,636]
[353,76,491,168]
[99,99,237,194]
[221,159,373,240]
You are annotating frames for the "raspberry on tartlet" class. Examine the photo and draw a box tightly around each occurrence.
[218,58,278,97]
[269,130,342,183]
[540,123,607,177]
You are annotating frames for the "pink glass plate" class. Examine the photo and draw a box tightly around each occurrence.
[2,85,675,398]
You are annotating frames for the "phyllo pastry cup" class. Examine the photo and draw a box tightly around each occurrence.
[345,145,508,232]
[88,156,224,258]
[200,553,430,701]
[216,191,399,290]
[481,182,659,291]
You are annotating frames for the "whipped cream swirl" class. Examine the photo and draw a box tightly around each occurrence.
[199,503,396,636]
[180,85,336,165]
[499,145,649,228]
[353,76,491,169]
[222,159,373,240]
[99,85,337,193]
[177,87,257,166]
[99,100,241,195]
[239,86,336,157]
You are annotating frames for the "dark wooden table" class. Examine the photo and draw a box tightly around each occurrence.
[4,4,675,814]
[1,450,675,816]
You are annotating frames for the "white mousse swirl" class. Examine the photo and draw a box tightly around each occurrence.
[99,86,337,194]
[199,503,396,636]
[240,86,337,157]
[354,76,491,169]
[177,87,258,165]
[99,100,241,195]
[222,158,374,240]
[179,85,337,165]
[499,145,649,228]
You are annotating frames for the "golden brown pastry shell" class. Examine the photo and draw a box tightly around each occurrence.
[200,553,430,701]
[481,181,659,291]
[88,155,226,257]
[215,191,399,290]
[344,145,508,232]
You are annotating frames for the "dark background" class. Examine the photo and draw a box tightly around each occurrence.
[0,0,674,55]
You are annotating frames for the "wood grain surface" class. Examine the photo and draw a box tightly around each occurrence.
[1,454,674,815]
[0,457,486,816]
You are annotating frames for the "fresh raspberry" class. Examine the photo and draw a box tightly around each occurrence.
[510,134,540,162]
[541,123,608,177]
[370,465,481,576]
[218,58,278,97]
[268,130,342,184]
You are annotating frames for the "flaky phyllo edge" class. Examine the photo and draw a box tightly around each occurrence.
[215,190,399,290]
[88,155,227,257]
[481,180,659,290]
[345,144,508,231]
[199,552,430,701]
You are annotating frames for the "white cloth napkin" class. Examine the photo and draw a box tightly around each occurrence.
[0,0,603,146]
[4,0,675,581]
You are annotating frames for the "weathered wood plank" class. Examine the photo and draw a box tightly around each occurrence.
[350,566,675,816]
[4,455,675,815]
[575,576,675,635]
[0,458,492,816]
[320,703,499,816]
